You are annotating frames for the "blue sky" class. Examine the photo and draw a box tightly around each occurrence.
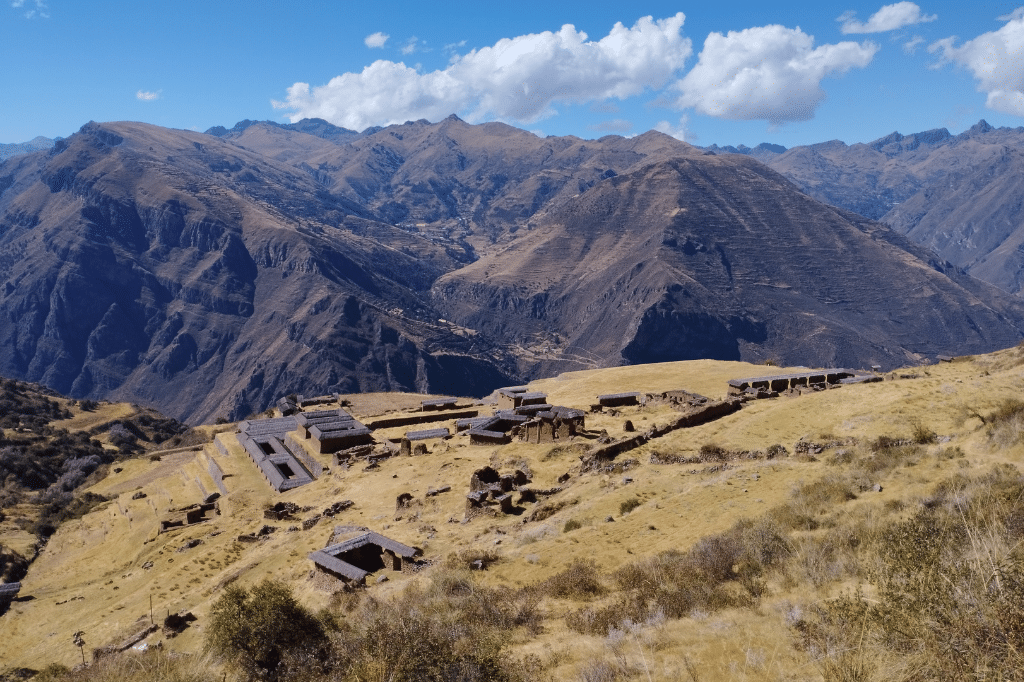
[3,0,1024,149]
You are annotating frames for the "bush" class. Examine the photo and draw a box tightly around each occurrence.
[699,443,728,461]
[206,580,328,680]
[619,498,642,516]
[563,518,583,533]
[543,559,605,599]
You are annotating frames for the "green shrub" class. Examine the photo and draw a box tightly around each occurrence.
[563,518,583,533]
[206,579,328,680]
[619,498,642,516]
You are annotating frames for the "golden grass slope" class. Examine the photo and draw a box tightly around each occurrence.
[2,347,1023,678]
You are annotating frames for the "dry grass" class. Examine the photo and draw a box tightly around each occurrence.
[3,349,1024,679]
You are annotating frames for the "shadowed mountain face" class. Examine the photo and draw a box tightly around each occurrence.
[731,121,1024,297]
[1,117,1023,422]
[0,122,514,423]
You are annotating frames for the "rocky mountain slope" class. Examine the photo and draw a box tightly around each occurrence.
[720,121,1024,297]
[433,155,1024,375]
[2,117,1024,423]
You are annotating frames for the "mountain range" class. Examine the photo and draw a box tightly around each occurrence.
[1,117,1023,423]
[715,120,1024,297]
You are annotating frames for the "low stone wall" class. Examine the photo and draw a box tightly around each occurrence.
[286,433,324,478]
[365,409,479,430]
[207,455,228,495]
[585,399,742,466]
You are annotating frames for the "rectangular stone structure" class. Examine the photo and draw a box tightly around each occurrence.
[309,532,419,585]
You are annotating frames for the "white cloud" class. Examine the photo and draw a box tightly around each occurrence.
[14,0,48,18]
[136,90,161,101]
[401,37,422,55]
[929,12,1024,115]
[674,25,878,124]
[904,35,925,53]
[444,39,467,54]
[654,115,690,141]
[998,8,1024,22]
[364,32,389,48]
[838,2,937,34]
[274,14,692,131]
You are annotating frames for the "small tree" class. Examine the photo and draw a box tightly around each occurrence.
[206,579,328,680]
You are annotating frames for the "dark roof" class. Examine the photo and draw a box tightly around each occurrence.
[308,550,369,581]
[0,582,21,596]
[551,406,586,419]
[405,428,450,441]
[456,416,494,429]
[498,386,529,395]
[310,424,372,440]
[598,392,641,400]
[514,404,553,415]
[241,416,297,438]
[467,428,508,439]
[422,397,458,406]
[309,532,419,580]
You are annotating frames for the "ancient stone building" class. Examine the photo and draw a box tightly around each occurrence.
[308,531,420,586]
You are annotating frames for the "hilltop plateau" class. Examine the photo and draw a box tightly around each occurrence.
[1,346,1024,679]
[3,117,1024,423]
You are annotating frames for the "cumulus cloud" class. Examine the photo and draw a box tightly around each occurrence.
[364,32,389,48]
[654,115,690,141]
[136,90,160,101]
[274,13,691,131]
[674,25,877,124]
[929,12,1024,115]
[838,2,936,34]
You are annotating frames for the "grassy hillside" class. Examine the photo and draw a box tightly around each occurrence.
[2,347,1023,680]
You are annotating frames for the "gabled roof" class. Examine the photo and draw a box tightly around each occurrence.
[309,532,419,581]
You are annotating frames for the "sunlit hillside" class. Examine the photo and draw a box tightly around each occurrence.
[2,345,1024,680]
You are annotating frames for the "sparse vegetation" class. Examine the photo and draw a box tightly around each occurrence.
[618,497,642,516]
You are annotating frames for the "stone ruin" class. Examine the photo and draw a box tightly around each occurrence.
[160,501,218,532]
[308,528,421,586]
[295,408,373,454]
[399,427,450,455]
[727,369,880,399]
[464,466,533,519]
[511,406,586,445]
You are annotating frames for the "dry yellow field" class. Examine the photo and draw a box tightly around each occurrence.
[2,347,1023,678]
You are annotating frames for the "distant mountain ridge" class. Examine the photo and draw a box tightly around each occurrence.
[0,135,58,161]
[717,119,1024,297]
[2,117,1023,423]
